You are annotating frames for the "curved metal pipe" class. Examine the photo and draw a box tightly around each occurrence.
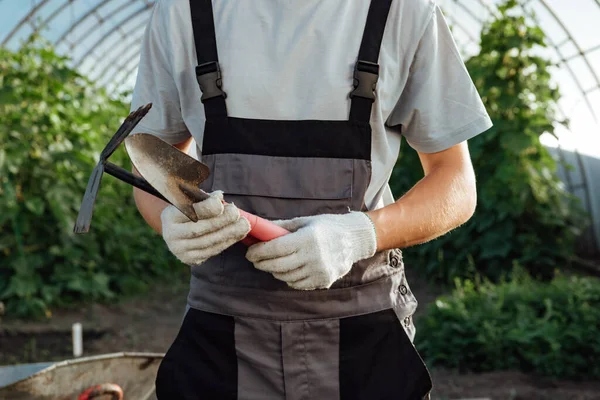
[96,42,145,86]
[98,44,143,87]
[516,0,597,248]
[537,0,599,121]
[73,5,152,69]
[93,33,145,83]
[87,18,148,77]
[516,1,597,246]
[25,0,74,41]
[76,13,147,75]
[54,0,120,46]
[1,0,51,46]
[68,1,139,50]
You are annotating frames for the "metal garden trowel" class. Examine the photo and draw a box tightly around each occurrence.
[73,104,287,242]
[124,133,211,222]
[124,133,289,243]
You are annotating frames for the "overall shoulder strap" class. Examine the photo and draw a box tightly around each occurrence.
[190,0,227,117]
[349,0,393,123]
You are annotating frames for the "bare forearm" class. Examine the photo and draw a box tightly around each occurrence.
[132,137,193,235]
[366,144,477,251]
[133,169,170,234]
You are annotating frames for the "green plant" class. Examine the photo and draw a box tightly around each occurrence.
[0,37,177,318]
[390,0,588,282]
[415,270,600,380]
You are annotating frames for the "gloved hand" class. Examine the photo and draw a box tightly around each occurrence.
[245,212,377,290]
[161,191,251,266]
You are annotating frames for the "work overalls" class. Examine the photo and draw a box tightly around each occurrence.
[156,1,433,399]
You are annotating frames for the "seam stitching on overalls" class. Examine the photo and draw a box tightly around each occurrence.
[279,322,286,399]
[302,322,309,399]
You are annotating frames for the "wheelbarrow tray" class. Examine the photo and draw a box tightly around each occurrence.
[0,352,163,400]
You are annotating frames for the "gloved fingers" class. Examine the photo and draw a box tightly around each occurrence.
[161,191,226,225]
[288,277,320,291]
[181,217,251,251]
[168,204,242,240]
[181,236,242,265]
[269,215,315,232]
[245,232,300,263]
[170,219,249,265]
[271,265,309,283]
[192,190,225,219]
[161,204,193,225]
[252,252,304,274]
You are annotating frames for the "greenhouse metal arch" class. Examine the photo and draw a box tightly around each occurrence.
[1,0,599,253]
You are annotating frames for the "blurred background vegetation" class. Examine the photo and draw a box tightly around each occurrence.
[391,0,599,381]
[391,0,589,283]
[0,37,175,318]
[0,0,599,383]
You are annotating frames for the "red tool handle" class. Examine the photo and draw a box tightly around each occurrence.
[177,183,287,245]
[238,209,288,246]
[239,209,288,241]
[78,383,123,400]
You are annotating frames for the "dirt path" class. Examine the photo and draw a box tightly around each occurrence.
[1,270,599,399]
[0,279,188,365]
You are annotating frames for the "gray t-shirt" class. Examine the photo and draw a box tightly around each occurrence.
[130,0,492,210]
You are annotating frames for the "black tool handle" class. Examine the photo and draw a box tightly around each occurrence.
[104,162,169,203]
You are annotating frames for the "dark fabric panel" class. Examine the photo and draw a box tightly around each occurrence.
[339,309,432,400]
[202,117,371,160]
[350,0,393,123]
[357,0,394,63]
[235,317,286,399]
[189,0,218,65]
[211,153,353,200]
[155,308,237,400]
[281,320,341,400]
[189,0,228,117]
[199,154,370,221]
[203,96,228,117]
[349,96,375,123]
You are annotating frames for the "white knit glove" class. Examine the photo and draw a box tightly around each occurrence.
[161,191,251,266]
[245,212,377,290]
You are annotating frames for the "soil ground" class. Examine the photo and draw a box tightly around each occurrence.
[1,269,599,400]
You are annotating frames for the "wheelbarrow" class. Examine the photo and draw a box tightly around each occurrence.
[0,352,163,400]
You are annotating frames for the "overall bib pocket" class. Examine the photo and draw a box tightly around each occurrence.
[199,116,373,220]
[206,153,355,220]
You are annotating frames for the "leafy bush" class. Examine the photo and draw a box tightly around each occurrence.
[390,0,588,283]
[0,38,177,318]
[415,270,600,380]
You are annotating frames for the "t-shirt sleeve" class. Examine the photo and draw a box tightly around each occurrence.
[387,6,492,154]
[129,1,191,145]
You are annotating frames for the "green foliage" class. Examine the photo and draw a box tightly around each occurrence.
[415,270,600,380]
[0,38,177,318]
[390,0,588,282]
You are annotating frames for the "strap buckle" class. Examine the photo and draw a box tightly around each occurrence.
[350,60,379,101]
[196,61,227,102]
